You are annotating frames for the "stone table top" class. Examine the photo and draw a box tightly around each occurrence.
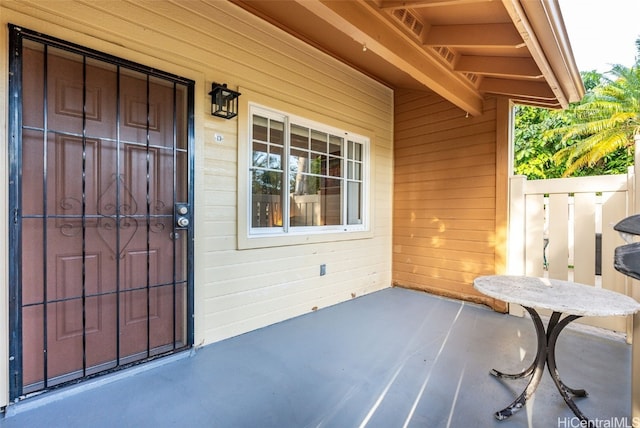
[474,275,640,317]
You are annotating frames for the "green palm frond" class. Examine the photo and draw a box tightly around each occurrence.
[554,129,631,174]
[550,60,640,176]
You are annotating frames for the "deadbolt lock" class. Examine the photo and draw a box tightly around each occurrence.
[175,203,190,228]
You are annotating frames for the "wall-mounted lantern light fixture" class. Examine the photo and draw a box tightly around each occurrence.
[209,82,241,119]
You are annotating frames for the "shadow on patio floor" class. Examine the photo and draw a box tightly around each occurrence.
[0,287,632,428]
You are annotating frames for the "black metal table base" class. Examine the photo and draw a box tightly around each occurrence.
[491,307,594,426]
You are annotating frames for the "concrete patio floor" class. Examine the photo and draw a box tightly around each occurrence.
[0,287,633,428]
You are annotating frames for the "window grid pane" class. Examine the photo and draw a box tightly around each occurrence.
[251,114,284,229]
[346,140,363,225]
[289,126,345,227]
[251,170,283,228]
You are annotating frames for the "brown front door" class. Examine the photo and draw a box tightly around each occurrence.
[9,26,194,398]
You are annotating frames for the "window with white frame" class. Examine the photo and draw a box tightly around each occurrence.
[249,105,367,235]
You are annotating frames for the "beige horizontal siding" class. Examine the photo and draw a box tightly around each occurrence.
[0,0,394,404]
[393,89,498,305]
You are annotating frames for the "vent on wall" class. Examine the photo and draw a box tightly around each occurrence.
[434,46,455,64]
[390,7,477,86]
[392,8,424,38]
[464,73,479,85]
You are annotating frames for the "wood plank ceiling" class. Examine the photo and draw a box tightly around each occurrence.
[230,0,584,116]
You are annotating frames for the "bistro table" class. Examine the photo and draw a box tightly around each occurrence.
[474,275,640,425]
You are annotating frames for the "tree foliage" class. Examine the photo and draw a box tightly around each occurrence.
[514,40,640,178]
[513,105,567,179]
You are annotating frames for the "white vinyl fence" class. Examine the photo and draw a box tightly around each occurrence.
[509,169,634,334]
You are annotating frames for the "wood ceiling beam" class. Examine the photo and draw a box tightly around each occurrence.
[455,56,542,78]
[295,0,484,115]
[480,78,556,99]
[424,24,525,48]
[515,0,584,104]
[514,99,562,109]
[500,0,576,107]
[379,0,485,10]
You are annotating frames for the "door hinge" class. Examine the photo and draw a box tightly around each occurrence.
[13,208,18,224]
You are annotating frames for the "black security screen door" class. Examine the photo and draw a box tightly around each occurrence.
[8,25,194,399]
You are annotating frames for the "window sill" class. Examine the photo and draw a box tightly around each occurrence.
[237,228,374,250]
